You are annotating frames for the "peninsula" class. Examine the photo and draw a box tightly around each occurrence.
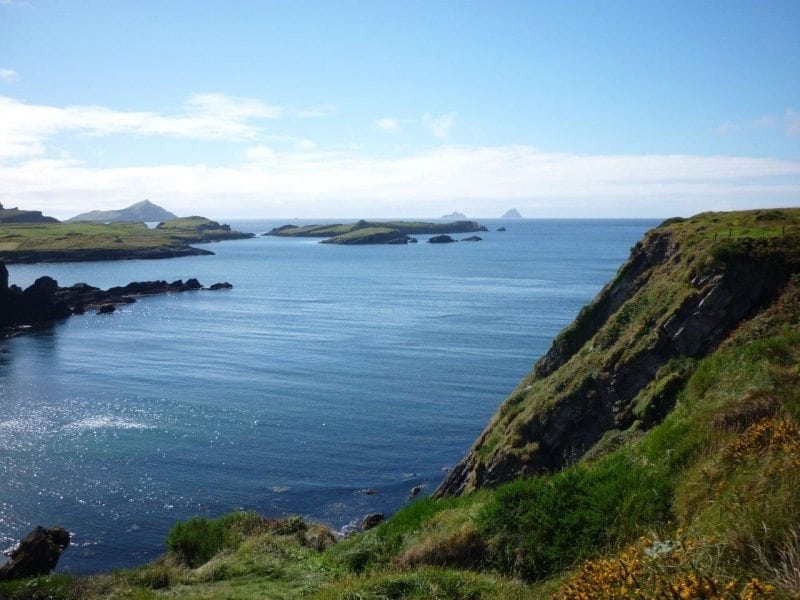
[265,219,488,245]
[0,216,254,264]
[2,208,798,599]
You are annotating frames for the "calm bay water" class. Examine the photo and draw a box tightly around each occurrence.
[0,218,658,574]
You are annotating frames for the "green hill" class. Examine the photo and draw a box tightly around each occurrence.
[2,208,798,599]
[66,200,178,223]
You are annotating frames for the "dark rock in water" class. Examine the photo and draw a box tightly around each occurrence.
[0,526,70,581]
[461,236,482,242]
[428,235,456,244]
[364,488,378,496]
[360,513,384,530]
[386,236,409,245]
[409,484,425,498]
[208,282,233,291]
[497,227,507,232]
[0,260,231,339]
[408,237,419,243]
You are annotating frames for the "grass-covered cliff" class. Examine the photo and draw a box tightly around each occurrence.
[2,208,798,599]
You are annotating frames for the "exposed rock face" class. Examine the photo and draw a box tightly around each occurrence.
[360,513,384,530]
[436,222,800,497]
[0,526,70,581]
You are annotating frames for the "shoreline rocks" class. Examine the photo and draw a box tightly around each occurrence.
[0,526,70,581]
[0,260,233,339]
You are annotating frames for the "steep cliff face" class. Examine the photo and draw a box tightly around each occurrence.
[437,209,800,496]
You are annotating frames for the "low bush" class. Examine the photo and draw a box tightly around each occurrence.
[165,511,267,567]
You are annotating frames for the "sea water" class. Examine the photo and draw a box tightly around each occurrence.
[0,218,658,574]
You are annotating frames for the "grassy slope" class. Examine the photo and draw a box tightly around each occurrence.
[3,209,798,599]
[0,218,248,258]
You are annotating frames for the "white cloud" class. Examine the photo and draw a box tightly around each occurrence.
[3,145,798,220]
[0,69,18,84]
[718,109,800,138]
[785,109,800,137]
[374,118,401,133]
[0,94,285,159]
[422,112,455,138]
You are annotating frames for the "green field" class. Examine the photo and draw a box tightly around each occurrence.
[0,217,252,262]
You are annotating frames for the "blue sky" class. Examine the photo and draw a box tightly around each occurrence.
[1,1,798,219]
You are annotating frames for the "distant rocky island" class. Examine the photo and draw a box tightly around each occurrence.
[67,199,178,223]
[265,219,487,245]
[441,211,467,219]
[502,208,522,218]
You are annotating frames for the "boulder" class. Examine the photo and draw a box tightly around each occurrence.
[97,304,116,315]
[208,282,233,291]
[497,227,507,232]
[408,484,425,498]
[360,513,384,530]
[0,526,70,581]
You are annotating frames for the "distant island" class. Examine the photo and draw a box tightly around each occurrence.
[265,219,488,245]
[502,208,522,218]
[0,215,254,263]
[67,199,178,223]
[441,211,467,219]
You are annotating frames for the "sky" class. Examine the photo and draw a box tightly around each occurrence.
[0,1,799,220]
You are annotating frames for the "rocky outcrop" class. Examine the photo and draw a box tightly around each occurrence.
[429,235,456,244]
[0,260,233,338]
[0,526,70,581]
[436,219,800,497]
[360,514,384,530]
[461,236,482,242]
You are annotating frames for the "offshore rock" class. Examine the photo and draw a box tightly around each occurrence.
[0,526,70,581]
[428,235,456,244]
